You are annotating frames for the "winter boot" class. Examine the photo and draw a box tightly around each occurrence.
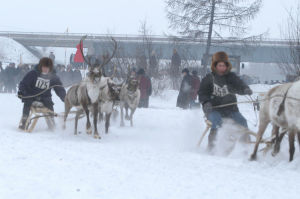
[208,129,217,151]
[18,115,29,131]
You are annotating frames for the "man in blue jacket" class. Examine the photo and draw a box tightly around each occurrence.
[18,57,66,130]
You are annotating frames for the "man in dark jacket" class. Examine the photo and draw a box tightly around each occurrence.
[137,68,152,108]
[171,49,181,89]
[4,63,17,93]
[191,70,201,108]
[176,68,192,109]
[149,51,158,78]
[171,49,181,77]
[198,51,252,150]
[18,57,66,130]
[0,62,3,92]
[49,52,55,63]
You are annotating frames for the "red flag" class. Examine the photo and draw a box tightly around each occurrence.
[74,41,84,63]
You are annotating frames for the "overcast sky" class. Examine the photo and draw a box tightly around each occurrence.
[0,0,298,38]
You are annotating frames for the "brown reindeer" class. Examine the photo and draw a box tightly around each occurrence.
[63,36,117,138]
[250,83,300,161]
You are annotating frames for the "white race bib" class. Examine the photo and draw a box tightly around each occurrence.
[212,83,229,97]
[35,77,50,89]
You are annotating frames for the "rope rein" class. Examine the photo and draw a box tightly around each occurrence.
[17,84,67,99]
[211,94,300,109]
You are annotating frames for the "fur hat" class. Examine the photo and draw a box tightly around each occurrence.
[211,51,232,73]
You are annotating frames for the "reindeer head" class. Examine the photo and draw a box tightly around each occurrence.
[127,77,139,92]
[80,35,117,82]
[107,81,122,101]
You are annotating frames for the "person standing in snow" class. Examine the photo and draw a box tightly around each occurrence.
[176,68,192,109]
[17,57,66,130]
[190,70,201,108]
[171,49,181,89]
[4,62,17,93]
[137,68,152,108]
[149,50,158,78]
[0,62,4,92]
[49,52,55,64]
[198,51,252,150]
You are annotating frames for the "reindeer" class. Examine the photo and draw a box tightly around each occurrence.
[250,82,300,161]
[98,78,122,133]
[63,36,117,138]
[119,75,140,127]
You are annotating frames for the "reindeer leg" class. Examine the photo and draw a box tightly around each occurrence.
[250,120,269,161]
[125,106,130,120]
[270,125,279,156]
[105,113,111,134]
[74,109,83,135]
[289,130,296,162]
[63,100,71,130]
[130,108,136,127]
[272,129,286,156]
[93,103,100,139]
[82,104,91,135]
[99,112,104,123]
[120,104,125,127]
[297,131,300,149]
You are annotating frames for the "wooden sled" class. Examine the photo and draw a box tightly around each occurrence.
[197,120,277,155]
[24,101,57,132]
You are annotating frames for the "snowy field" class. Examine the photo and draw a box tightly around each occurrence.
[0,85,300,199]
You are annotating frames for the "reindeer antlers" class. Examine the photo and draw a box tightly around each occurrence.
[100,37,118,68]
[79,35,92,67]
[79,36,118,71]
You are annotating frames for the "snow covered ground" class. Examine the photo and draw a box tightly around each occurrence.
[0,85,300,199]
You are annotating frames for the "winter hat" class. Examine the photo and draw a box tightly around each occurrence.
[211,51,232,73]
[182,68,189,74]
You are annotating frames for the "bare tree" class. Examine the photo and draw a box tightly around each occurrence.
[137,19,163,78]
[166,0,262,74]
[114,45,136,80]
[139,19,153,60]
[277,4,300,81]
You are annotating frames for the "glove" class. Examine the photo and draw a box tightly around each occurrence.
[244,88,253,95]
[17,91,23,99]
[202,102,212,115]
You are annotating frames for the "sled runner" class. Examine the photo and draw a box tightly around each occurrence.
[197,119,276,155]
[24,101,56,132]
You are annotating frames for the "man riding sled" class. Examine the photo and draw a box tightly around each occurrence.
[198,51,253,150]
[18,57,66,130]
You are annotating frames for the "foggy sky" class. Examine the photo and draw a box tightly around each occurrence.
[0,0,298,39]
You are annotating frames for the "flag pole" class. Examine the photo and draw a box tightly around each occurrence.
[64,27,69,67]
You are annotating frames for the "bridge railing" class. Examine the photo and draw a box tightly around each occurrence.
[0,30,294,46]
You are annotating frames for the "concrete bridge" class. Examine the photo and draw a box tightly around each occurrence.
[0,31,295,64]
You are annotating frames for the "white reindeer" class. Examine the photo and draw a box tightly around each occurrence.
[250,82,300,161]
[98,77,122,133]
